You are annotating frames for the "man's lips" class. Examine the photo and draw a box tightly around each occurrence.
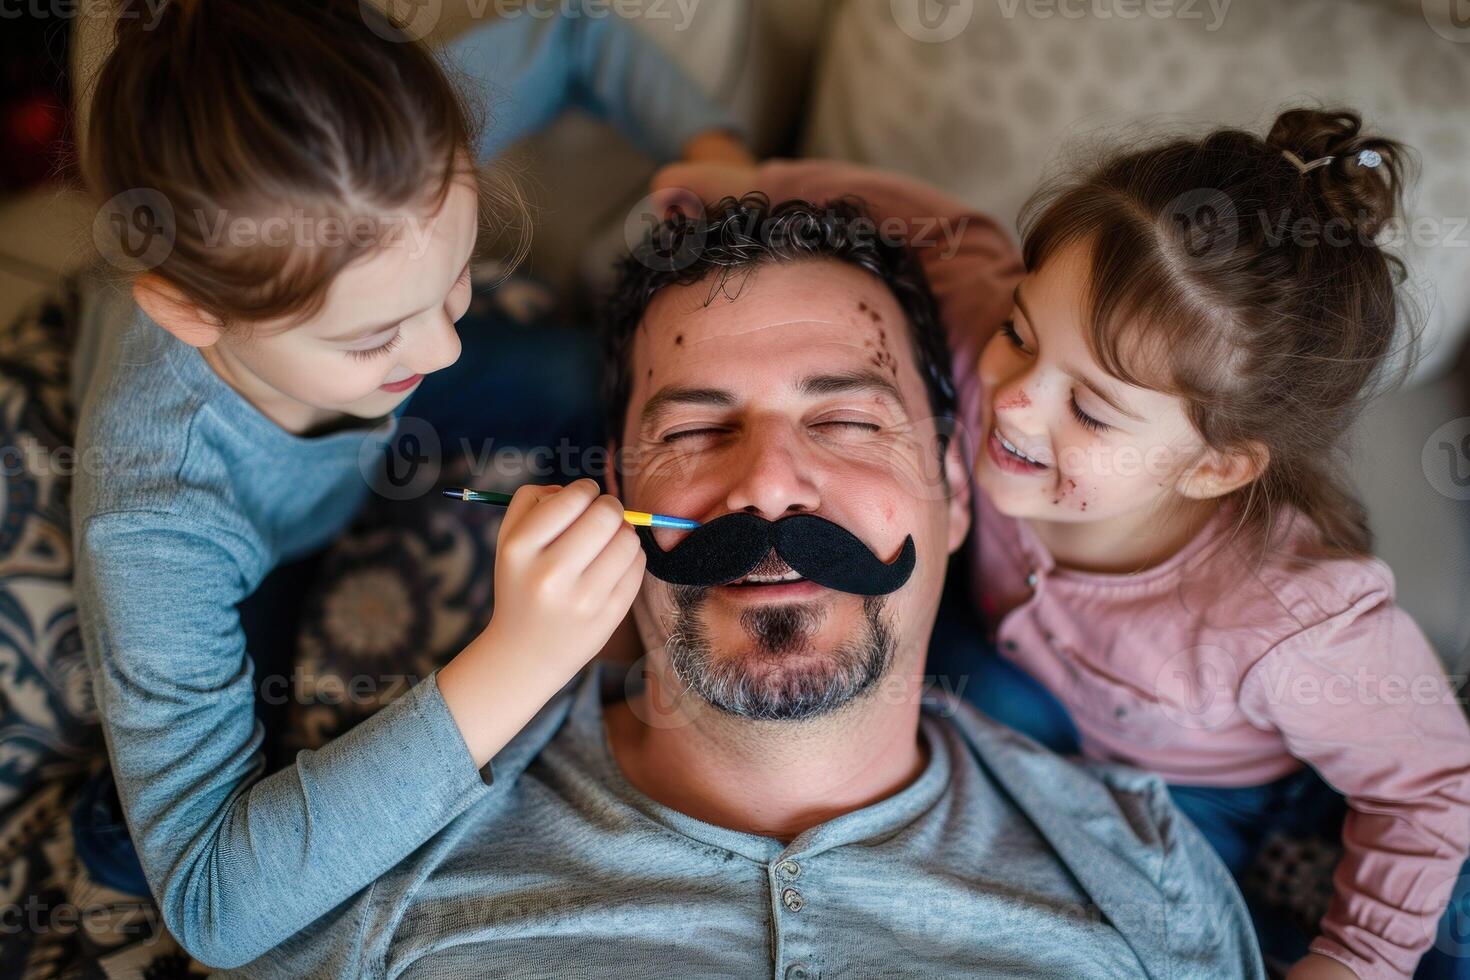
[380,373,423,393]
[712,552,824,600]
[715,578,826,602]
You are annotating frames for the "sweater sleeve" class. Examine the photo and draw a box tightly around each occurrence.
[75,512,496,969]
[1240,594,1470,979]
[442,0,742,163]
[684,159,1025,469]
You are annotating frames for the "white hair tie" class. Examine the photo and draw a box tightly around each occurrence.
[1282,148,1383,174]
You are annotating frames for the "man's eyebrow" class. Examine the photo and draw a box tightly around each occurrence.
[797,370,909,411]
[1013,284,1143,423]
[639,385,738,428]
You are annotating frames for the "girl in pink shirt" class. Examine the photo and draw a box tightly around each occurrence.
[658,106,1470,980]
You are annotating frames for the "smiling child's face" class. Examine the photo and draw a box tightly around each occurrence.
[974,238,1208,525]
[210,174,480,423]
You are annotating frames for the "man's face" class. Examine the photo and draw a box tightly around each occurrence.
[615,259,970,721]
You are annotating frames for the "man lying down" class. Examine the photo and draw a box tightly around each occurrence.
[228,197,1263,979]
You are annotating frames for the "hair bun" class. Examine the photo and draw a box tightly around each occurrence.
[1266,107,1409,241]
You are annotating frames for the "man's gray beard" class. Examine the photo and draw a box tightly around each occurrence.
[664,585,895,722]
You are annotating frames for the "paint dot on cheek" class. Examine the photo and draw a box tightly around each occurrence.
[1051,477,1080,510]
[1073,482,1097,512]
[996,390,1031,411]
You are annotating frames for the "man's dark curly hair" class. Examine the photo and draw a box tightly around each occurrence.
[601,194,957,449]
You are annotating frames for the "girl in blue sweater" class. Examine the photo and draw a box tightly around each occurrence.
[71,0,746,966]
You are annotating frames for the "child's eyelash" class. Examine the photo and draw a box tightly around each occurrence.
[1000,319,1024,347]
[1070,396,1109,433]
[348,333,403,362]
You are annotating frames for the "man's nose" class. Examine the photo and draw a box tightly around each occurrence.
[723,416,822,520]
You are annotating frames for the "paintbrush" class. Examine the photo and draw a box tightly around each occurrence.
[441,487,701,531]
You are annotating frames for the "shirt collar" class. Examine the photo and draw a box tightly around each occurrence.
[566,666,954,865]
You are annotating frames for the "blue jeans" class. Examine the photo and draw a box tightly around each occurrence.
[927,604,1470,978]
[74,288,604,899]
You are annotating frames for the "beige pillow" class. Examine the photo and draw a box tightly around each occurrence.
[803,0,1470,382]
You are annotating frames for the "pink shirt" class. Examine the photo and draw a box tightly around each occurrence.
[723,159,1470,979]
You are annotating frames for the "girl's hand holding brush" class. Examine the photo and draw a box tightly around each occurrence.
[438,479,647,767]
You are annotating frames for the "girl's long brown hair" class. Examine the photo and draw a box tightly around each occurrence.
[1020,107,1415,559]
[85,0,526,327]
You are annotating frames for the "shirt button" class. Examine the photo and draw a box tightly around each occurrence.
[778,859,801,878]
[782,887,805,912]
[1026,571,1039,588]
[785,965,811,980]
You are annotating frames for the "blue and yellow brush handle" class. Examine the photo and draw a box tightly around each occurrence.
[441,488,701,531]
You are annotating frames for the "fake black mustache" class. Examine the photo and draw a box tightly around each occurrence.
[635,513,915,596]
